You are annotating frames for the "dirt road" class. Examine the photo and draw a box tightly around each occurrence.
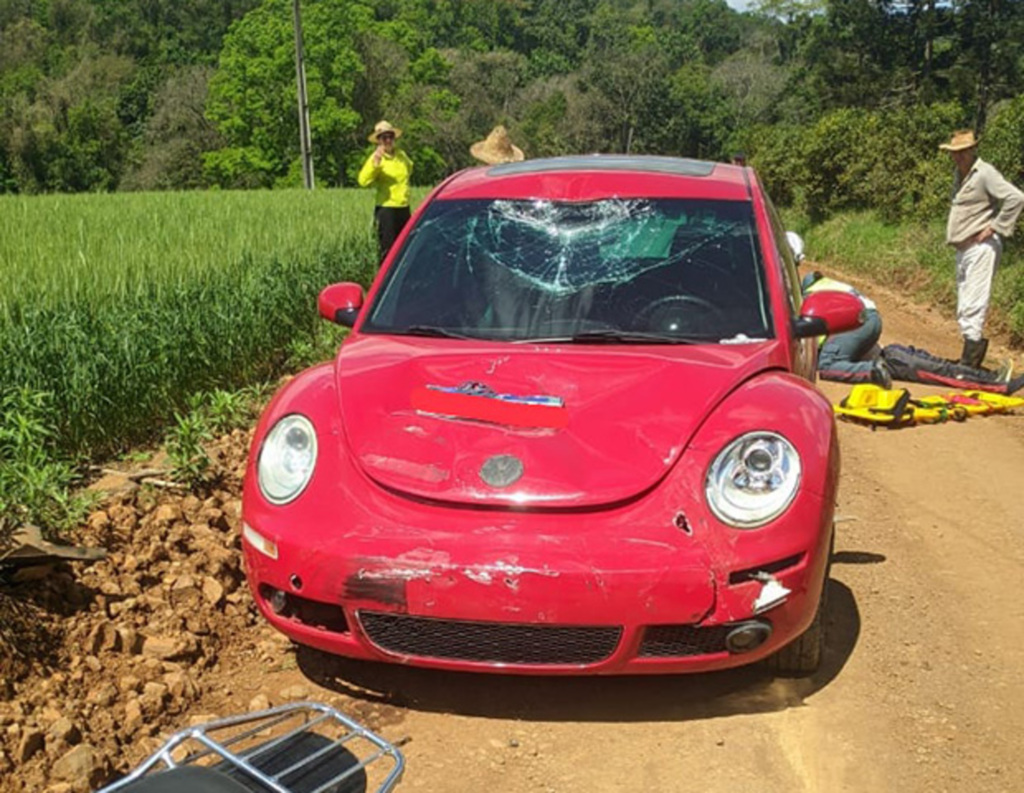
[197,270,1024,793]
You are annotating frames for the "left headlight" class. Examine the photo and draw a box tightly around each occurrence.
[257,414,318,505]
[705,431,801,528]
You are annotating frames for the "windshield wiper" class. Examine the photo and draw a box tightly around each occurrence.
[572,329,698,344]
[400,325,476,340]
[516,329,699,345]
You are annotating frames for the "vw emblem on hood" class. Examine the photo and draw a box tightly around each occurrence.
[480,455,524,488]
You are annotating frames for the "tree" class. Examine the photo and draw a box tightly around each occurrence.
[752,0,825,23]
[579,8,670,153]
[659,0,746,66]
[946,0,1024,130]
[447,48,527,132]
[378,47,526,179]
[205,0,375,188]
[795,0,899,110]
[517,0,599,77]
[5,53,134,192]
[653,61,733,159]
[120,65,223,190]
[712,30,791,128]
[86,0,261,64]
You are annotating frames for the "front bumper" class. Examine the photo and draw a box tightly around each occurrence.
[242,505,829,675]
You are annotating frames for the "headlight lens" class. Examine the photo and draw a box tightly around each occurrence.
[257,414,318,504]
[705,432,801,528]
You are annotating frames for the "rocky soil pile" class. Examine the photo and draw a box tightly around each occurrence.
[0,430,268,792]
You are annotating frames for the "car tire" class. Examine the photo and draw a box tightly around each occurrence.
[765,589,825,676]
[765,527,833,677]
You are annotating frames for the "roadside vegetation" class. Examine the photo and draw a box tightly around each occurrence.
[2,1,1023,194]
[1,188,377,454]
[0,189,379,536]
[762,100,1024,344]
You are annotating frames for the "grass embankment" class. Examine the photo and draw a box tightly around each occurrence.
[1,188,391,533]
[801,211,1024,346]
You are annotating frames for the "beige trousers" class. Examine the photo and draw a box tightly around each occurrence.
[955,234,1001,341]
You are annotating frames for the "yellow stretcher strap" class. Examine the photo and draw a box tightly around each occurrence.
[955,391,1024,410]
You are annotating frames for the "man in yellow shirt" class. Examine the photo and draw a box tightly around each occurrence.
[358,120,414,263]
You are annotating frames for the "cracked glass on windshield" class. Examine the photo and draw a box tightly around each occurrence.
[362,198,773,343]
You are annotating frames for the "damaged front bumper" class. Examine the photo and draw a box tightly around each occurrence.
[241,512,826,675]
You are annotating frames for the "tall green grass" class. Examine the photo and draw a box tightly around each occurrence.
[1,189,386,459]
[1,190,382,317]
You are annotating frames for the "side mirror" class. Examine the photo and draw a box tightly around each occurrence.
[318,282,364,328]
[793,290,864,339]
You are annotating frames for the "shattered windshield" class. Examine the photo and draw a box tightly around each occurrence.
[363,198,773,343]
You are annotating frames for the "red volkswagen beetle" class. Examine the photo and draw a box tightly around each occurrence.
[241,156,863,676]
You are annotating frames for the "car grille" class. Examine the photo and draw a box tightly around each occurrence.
[358,611,622,665]
[638,624,734,657]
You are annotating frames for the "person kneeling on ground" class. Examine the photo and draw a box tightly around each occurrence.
[788,232,892,388]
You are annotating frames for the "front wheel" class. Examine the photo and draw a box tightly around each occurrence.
[765,529,833,677]
[764,591,825,676]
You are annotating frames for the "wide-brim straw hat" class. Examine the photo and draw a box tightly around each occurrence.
[471,126,525,165]
[368,120,402,143]
[939,130,979,152]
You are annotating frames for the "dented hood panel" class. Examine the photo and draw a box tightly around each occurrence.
[337,335,785,508]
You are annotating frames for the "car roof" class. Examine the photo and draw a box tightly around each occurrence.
[437,155,754,202]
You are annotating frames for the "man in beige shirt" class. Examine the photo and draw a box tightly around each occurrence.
[940,129,1024,369]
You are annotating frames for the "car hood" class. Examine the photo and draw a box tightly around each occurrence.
[336,335,785,508]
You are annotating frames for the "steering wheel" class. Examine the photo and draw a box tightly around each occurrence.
[633,294,726,334]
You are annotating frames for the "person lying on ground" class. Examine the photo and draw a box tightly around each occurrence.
[880,343,1023,395]
[802,269,894,388]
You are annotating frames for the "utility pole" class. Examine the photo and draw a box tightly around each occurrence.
[293,0,314,189]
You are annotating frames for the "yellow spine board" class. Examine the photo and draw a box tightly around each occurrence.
[833,385,1020,428]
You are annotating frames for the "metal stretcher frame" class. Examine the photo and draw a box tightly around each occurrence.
[97,702,405,793]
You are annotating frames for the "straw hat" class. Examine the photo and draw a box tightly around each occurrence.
[368,120,402,143]
[939,130,979,152]
[470,126,525,165]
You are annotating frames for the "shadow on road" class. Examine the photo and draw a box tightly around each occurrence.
[296,580,861,724]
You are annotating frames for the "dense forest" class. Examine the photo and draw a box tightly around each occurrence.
[2,0,1024,219]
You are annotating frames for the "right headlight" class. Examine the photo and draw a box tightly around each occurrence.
[257,414,318,505]
[705,431,801,528]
